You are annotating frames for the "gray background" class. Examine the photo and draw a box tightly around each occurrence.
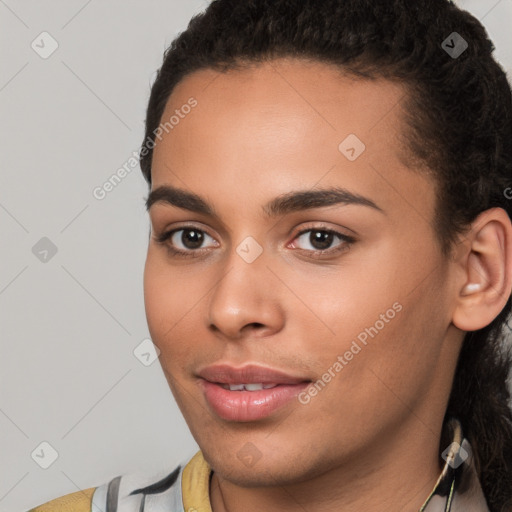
[1,1,511,511]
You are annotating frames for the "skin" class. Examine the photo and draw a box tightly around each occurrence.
[143,57,512,512]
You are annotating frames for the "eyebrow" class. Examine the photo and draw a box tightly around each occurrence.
[145,184,384,217]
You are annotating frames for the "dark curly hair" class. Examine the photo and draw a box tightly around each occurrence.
[139,1,512,509]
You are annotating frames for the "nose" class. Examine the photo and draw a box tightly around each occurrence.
[206,252,285,340]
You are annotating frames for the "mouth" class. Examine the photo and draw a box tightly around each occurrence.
[199,380,311,422]
[217,383,281,391]
[197,362,310,385]
[197,363,312,422]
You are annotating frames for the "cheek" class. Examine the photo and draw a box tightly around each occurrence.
[143,251,217,372]
[291,254,403,356]
[299,252,447,408]
[143,253,188,352]
[327,284,447,420]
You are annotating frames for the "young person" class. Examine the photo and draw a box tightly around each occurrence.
[28,0,512,511]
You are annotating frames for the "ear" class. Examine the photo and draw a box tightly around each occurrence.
[452,207,512,332]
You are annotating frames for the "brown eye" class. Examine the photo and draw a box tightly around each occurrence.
[294,229,352,253]
[154,226,218,258]
[174,228,205,249]
[304,230,335,250]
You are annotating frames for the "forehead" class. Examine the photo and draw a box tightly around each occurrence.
[161,57,409,142]
[150,57,436,229]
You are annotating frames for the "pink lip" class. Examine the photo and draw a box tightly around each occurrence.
[197,364,311,422]
[199,380,310,421]
[197,363,309,384]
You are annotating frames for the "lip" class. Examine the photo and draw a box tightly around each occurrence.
[197,363,309,384]
[197,363,311,422]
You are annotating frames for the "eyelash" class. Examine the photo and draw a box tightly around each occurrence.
[154,225,356,260]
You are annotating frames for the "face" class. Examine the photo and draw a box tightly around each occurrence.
[143,58,461,486]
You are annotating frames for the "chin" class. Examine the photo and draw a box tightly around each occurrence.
[202,441,331,488]
[212,459,309,487]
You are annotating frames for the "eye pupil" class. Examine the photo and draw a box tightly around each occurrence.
[182,229,204,249]
[311,230,333,250]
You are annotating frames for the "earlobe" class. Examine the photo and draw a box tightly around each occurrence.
[451,207,512,332]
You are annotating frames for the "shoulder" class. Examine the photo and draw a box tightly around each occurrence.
[26,462,185,512]
[27,487,96,511]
